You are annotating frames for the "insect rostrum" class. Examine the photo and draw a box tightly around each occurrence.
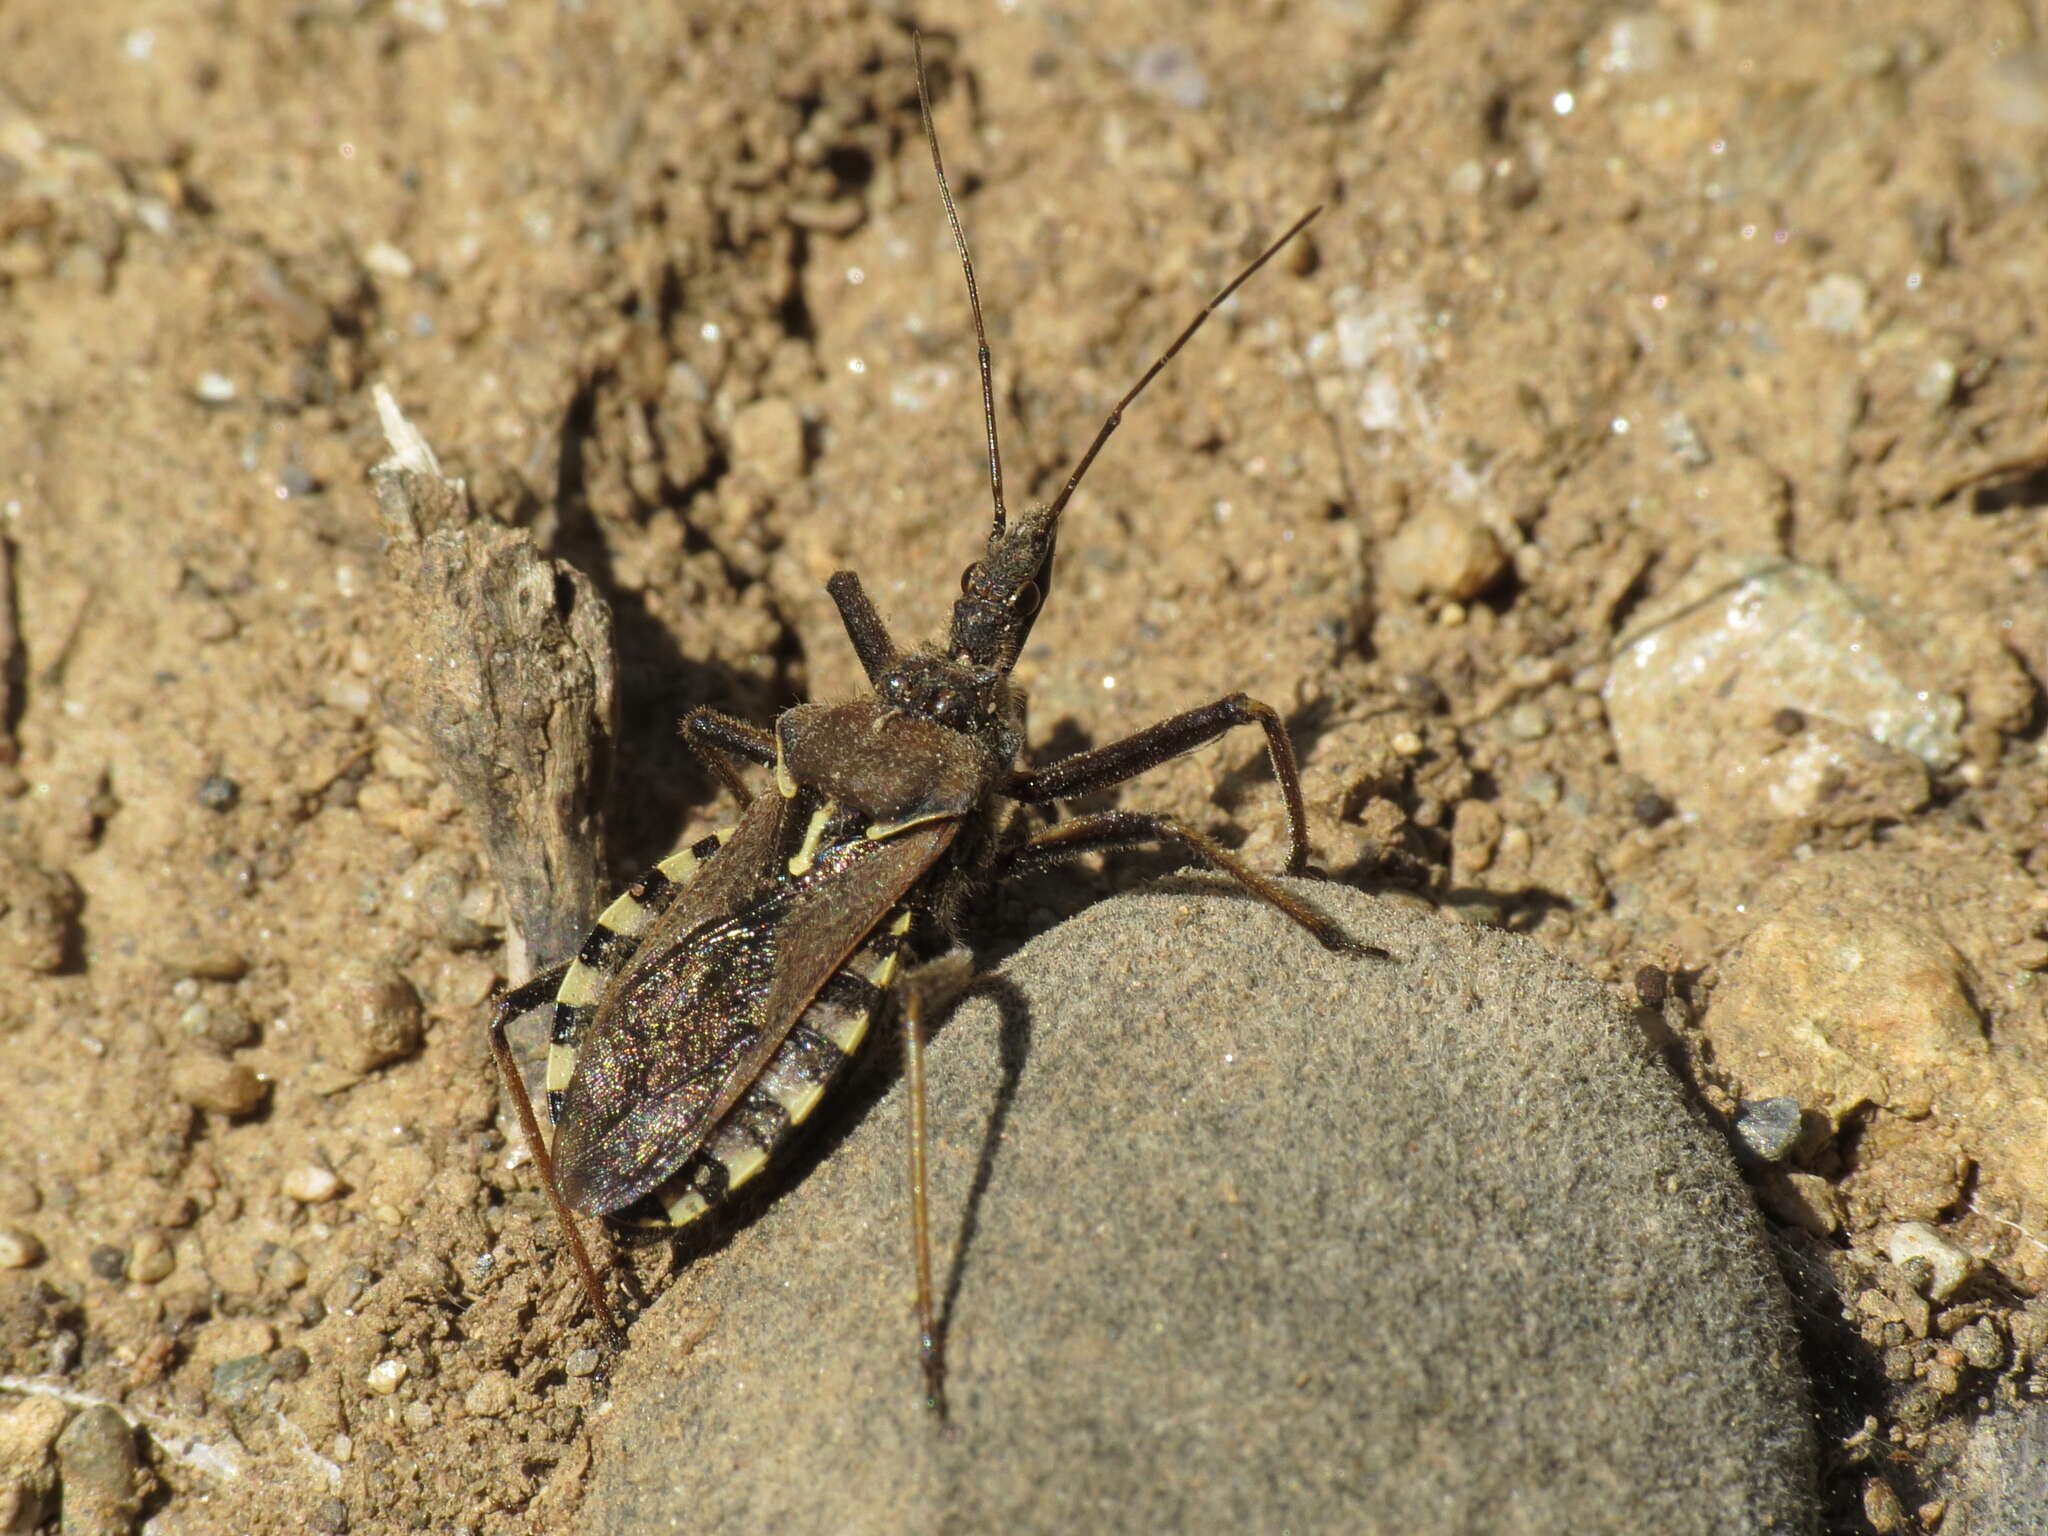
[488,37,1376,1414]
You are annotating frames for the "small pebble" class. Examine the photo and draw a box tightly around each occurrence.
[1862,1476,1907,1533]
[1630,790,1672,827]
[196,774,240,812]
[129,1230,175,1284]
[191,1317,276,1367]
[266,1246,309,1291]
[401,1401,435,1433]
[270,1345,312,1383]
[1505,702,1552,742]
[1769,706,1805,735]
[311,1496,350,1534]
[1914,357,1958,406]
[463,1370,516,1418]
[0,1396,68,1529]
[1885,1221,1972,1303]
[179,999,258,1050]
[0,1224,44,1268]
[1390,730,1424,758]
[88,1244,128,1283]
[1733,1098,1803,1163]
[283,1165,344,1203]
[153,933,250,981]
[0,851,81,974]
[210,1353,274,1410]
[169,1055,269,1117]
[1952,1320,2002,1371]
[565,1348,601,1378]
[0,1171,39,1215]
[397,850,493,949]
[315,961,424,1074]
[194,371,238,403]
[1392,673,1447,713]
[365,1358,409,1395]
[1381,506,1507,602]
[54,1404,143,1536]
[1807,273,1869,336]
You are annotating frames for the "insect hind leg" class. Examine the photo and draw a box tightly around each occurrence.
[997,808,1383,958]
[489,972,625,1344]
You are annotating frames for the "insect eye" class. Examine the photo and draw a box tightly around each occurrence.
[1010,581,1041,617]
[958,565,979,596]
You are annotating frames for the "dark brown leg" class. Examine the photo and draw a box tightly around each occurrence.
[897,951,977,1419]
[997,809,1380,957]
[1007,693,1314,874]
[681,707,775,809]
[489,967,625,1344]
[826,570,902,687]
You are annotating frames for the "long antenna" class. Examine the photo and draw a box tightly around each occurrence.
[914,33,1009,539]
[1043,204,1322,525]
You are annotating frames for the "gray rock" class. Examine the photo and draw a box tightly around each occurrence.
[1604,560,1962,827]
[1735,1096,1805,1162]
[53,1404,141,1536]
[1944,1404,2048,1535]
[587,880,1816,1535]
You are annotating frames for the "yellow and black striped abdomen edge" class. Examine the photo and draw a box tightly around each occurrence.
[542,829,730,1123]
[540,824,911,1232]
[616,907,909,1229]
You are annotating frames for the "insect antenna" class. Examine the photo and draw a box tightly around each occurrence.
[913,32,1009,541]
[1042,203,1322,526]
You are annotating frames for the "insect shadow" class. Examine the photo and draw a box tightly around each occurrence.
[611,968,1035,1398]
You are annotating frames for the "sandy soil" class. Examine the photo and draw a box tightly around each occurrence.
[1,1,2044,1532]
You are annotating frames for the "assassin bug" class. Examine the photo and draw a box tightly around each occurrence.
[487,36,1373,1410]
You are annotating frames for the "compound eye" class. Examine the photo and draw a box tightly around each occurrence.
[958,565,977,596]
[883,673,910,702]
[1009,581,1041,617]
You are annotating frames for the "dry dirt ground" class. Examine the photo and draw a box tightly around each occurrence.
[2,1,2046,1532]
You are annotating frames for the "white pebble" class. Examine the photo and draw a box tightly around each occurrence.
[464,1370,516,1417]
[365,1358,409,1395]
[1884,1221,1972,1303]
[0,1224,43,1268]
[1806,274,1869,336]
[283,1166,343,1203]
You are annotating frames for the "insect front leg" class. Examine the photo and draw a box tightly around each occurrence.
[996,809,1381,958]
[489,967,625,1344]
[826,570,902,686]
[1007,693,1313,874]
[681,707,775,809]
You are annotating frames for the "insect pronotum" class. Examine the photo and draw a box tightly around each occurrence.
[487,34,1375,1413]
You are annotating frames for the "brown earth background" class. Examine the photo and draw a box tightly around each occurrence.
[2,1,2047,1532]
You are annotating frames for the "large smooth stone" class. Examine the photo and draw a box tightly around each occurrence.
[586,880,1816,1534]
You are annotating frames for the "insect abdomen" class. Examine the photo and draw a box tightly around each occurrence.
[543,832,728,1121]
[617,908,910,1228]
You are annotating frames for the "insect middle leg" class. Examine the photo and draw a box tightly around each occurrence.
[997,808,1380,957]
[681,707,775,808]
[488,965,625,1343]
[1007,693,1314,874]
